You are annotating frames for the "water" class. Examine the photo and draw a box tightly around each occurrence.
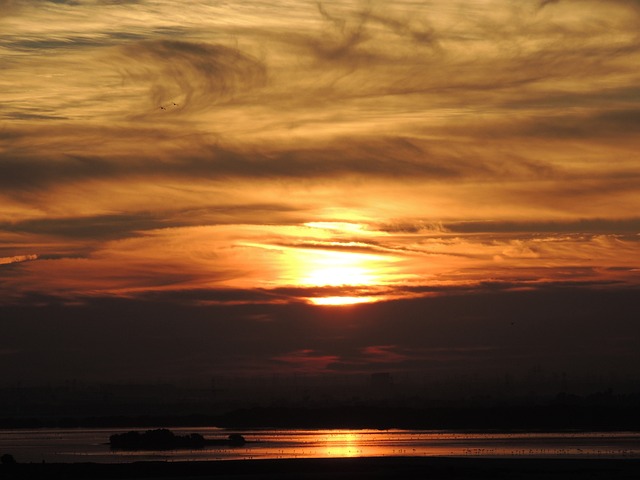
[1,428,640,464]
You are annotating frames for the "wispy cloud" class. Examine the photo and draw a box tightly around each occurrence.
[116,39,267,116]
[0,254,38,266]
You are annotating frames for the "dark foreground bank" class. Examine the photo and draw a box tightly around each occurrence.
[2,457,640,479]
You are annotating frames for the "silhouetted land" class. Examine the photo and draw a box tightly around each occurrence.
[3,404,640,430]
[2,457,640,479]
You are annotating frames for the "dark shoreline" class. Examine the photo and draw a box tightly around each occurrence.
[3,403,640,430]
[2,457,640,479]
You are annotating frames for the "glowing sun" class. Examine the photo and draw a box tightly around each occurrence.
[309,296,378,306]
[297,249,385,305]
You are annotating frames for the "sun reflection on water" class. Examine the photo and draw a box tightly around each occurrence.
[321,431,362,458]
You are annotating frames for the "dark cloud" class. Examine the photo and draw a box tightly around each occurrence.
[537,0,560,10]
[0,31,146,51]
[117,39,267,113]
[0,152,119,192]
[1,287,638,383]
[0,130,558,194]
[132,280,637,308]
[444,218,640,235]
[541,0,640,11]
[500,86,640,111]
[1,112,68,121]
[33,0,142,5]
[515,109,640,140]
[97,0,143,4]
[367,11,439,47]
[271,240,407,257]
[306,1,440,66]
[311,2,372,63]
[505,175,640,211]
[136,288,294,305]
[5,36,104,52]
[278,0,640,113]
[0,213,166,240]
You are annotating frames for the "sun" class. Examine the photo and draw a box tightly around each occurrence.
[309,296,378,306]
[239,222,397,305]
[295,249,386,305]
[297,248,381,286]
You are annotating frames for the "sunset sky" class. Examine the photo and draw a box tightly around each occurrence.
[1,0,639,386]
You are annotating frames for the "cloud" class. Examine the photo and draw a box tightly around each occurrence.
[361,345,408,364]
[0,254,38,266]
[1,215,638,304]
[538,0,560,9]
[0,0,21,17]
[2,0,638,220]
[444,218,640,235]
[272,349,340,373]
[116,39,267,114]
[0,130,562,199]
[295,1,441,70]
[498,109,640,140]
[1,213,169,240]
[312,2,370,62]
[4,286,638,383]
[0,203,303,240]
[272,0,640,112]
[0,137,430,195]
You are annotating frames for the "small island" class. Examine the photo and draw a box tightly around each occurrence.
[109,429,246,450]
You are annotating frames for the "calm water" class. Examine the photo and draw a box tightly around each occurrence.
[1,428,640,464]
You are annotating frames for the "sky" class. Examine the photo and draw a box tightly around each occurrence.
[1,0,639,387]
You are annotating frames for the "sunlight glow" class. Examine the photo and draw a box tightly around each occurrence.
[302,265,374,287]
[296,248,389,290]
[309,296,378,306]
[291,245,393,305]
[239,236,398,303]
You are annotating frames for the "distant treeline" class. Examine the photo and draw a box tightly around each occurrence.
[216,404,640,431]
[2,404,640,430]
[0,414,215,429]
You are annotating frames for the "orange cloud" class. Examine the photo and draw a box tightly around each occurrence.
[0,254,37,265]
